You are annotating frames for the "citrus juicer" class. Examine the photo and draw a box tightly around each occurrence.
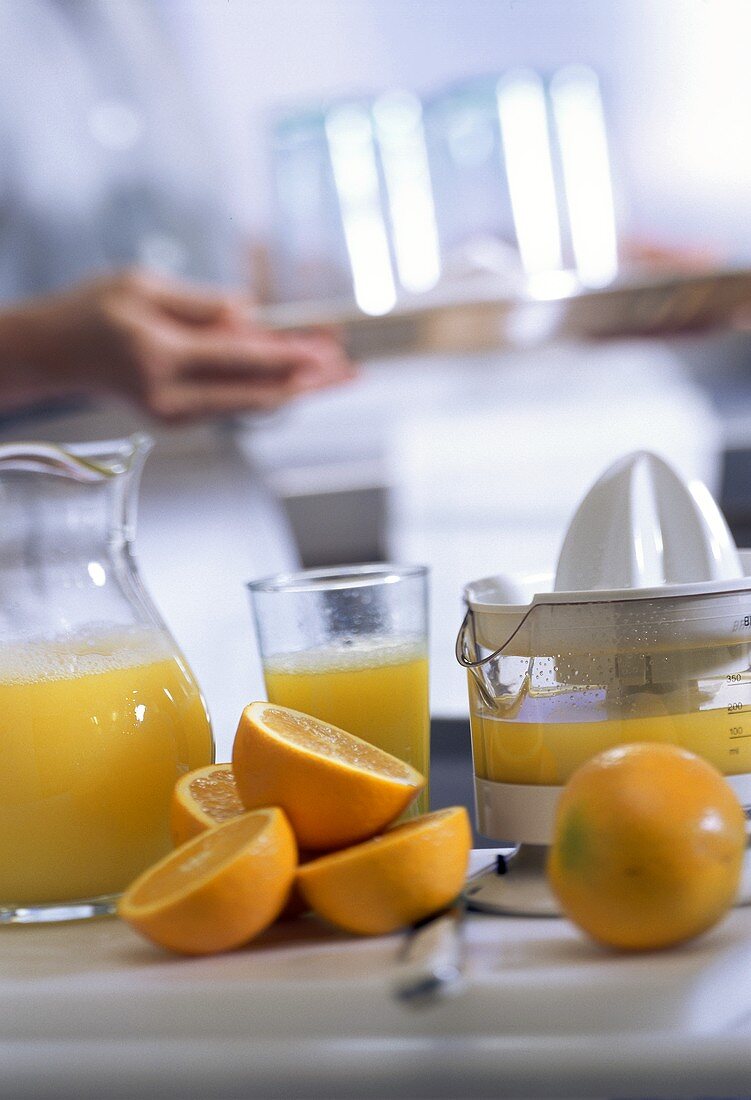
[456,451,751,915]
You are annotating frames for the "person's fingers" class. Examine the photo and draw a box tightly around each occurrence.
[262,330,358,383]
[291,353,358,390]
[143,345,359,419]
[146,378,305,421]
[732,305,751,330]
[169,327,354,379]
[108,291,356,418]
[123,269,253,327]
[285,328,352,360]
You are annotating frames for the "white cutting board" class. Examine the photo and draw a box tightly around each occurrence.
[4,851,751,1099]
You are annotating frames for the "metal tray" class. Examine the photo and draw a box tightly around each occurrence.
[259,267,751,360]
[5,849,751,1100]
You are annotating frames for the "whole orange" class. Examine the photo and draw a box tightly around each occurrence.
[547,742,747,951]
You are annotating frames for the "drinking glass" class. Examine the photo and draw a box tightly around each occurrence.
[248,563,430,814]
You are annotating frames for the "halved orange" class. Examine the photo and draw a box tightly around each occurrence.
[171,763,245,846]
[232,701,426,850]
[297,806,471,935]
[118,807,297,955]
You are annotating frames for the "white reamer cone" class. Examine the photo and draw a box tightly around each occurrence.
[554,450,743,593]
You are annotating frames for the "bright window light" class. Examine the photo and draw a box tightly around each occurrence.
[325,103,397,316]
[550,65,619,288]
[373,91,441,295]
[87,561,106,587]
[496,69,562,276]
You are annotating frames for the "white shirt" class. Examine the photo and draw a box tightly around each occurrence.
[0,0,240,295]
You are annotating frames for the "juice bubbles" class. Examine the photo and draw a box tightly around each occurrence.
[263,638,430,814]
[0,625,213,907]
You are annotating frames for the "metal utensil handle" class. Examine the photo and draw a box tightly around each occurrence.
[456,604,540,710]
[392,903,466,1006]
[456,606,536,671]
[455,609,504,710]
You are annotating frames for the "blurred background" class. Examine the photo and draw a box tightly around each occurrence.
[171,0,751,266]
[173,0,751,723]
[7,0,751,768]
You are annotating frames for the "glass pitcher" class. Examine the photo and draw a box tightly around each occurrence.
[0,435,214,923]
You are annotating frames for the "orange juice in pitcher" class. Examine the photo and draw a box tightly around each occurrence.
[0,437,213,922]
[0,626,212,908]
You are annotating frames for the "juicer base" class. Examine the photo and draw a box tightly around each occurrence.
[474,777,562,846]
[465,845,751,918]
[464,844,560,917]
[0,894,118,924]
[738,846,751,907]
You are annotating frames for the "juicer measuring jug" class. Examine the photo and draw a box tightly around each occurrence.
[0,436,213,923]
[457,452,751,916]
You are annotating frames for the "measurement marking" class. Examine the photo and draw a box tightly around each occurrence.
[730,732,751,740]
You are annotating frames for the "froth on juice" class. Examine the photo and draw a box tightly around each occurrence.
[0,625,213,907]
[263,637,429,814]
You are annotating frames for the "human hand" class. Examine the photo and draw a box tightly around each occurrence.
[0,269,356,422]
[582,240,749,341]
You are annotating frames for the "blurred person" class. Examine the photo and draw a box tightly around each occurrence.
[0,0,354,754]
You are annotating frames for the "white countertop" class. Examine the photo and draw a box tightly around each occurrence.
[4,851,751,1099]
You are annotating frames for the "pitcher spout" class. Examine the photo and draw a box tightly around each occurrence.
[0,432,153,482]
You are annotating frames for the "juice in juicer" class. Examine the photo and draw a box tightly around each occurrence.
[457,451,751,915]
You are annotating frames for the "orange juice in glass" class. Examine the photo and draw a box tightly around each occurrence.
[249,565,430,814]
